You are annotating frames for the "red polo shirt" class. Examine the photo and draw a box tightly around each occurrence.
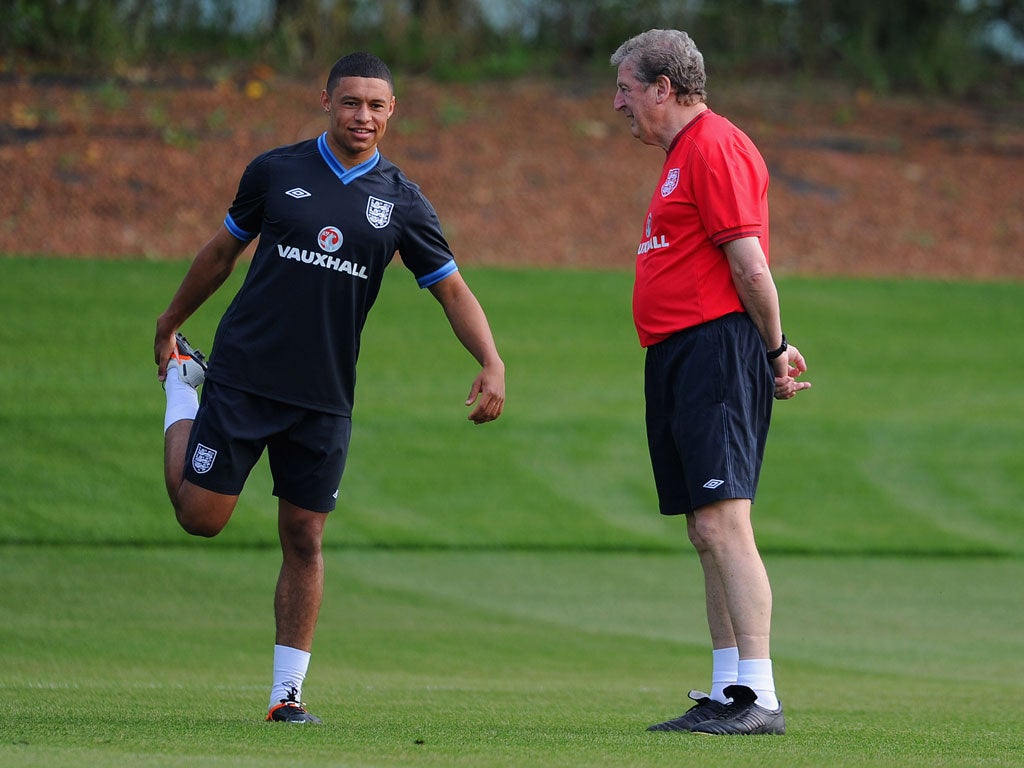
[632,110,770,347]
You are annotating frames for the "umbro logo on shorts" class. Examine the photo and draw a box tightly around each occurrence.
[703,478,725,489]
[286,187,312,199]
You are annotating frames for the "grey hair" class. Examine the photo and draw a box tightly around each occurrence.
[610,29,707,103]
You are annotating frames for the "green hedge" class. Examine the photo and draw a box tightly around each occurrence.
[2,0,1021,97]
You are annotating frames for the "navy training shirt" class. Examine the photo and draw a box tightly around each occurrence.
[206,132,458,416]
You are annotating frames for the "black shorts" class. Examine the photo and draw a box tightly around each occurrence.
[184,381,352,513]
[644,312,773,516]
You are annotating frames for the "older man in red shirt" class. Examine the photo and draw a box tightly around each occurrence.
[612,29,810,736]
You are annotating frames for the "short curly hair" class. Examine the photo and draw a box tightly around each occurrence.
[325,52,394,95]
[610,29,707,103]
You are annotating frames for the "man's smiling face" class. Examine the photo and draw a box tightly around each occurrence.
[322,76,396,165]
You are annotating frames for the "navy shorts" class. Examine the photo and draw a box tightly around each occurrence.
[644,312,773,515]
[184,381,352,513]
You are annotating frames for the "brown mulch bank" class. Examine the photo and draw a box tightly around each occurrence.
[2,72,1021,280]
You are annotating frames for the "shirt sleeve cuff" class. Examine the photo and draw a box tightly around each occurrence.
[224,213,256,242]
[416,260,459,289]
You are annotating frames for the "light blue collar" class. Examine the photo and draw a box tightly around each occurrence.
[317,132,380,184]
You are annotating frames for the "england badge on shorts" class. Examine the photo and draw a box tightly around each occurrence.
[192,443,217,474]
[366,196,394,229]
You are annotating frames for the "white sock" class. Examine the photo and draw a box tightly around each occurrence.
[163,365,199,433]
[737,658,779,710]
[710,646,739,703]
[269,644,311,710]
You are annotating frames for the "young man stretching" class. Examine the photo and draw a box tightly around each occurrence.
[156,52,505,723]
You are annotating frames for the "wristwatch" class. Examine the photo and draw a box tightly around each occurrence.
[766,334,788,360]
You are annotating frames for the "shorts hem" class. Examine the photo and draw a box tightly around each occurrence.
[273,491,337,514]
[182,473,244,497]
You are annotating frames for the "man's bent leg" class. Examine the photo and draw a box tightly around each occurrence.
[164,419,193,504]
[163,419,238,537]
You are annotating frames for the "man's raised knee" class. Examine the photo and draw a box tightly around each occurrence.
[173,483,236,538]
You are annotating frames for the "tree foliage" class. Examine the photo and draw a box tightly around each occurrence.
[1,0,1020,95]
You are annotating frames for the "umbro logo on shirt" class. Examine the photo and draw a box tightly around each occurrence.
[286,187,312,199]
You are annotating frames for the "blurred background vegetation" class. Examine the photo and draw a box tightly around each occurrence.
[1,0,1022,97]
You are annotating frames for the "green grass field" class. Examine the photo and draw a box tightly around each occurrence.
[1,257,1022,766]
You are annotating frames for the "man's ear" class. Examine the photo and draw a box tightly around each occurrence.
[654,74,674,104]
